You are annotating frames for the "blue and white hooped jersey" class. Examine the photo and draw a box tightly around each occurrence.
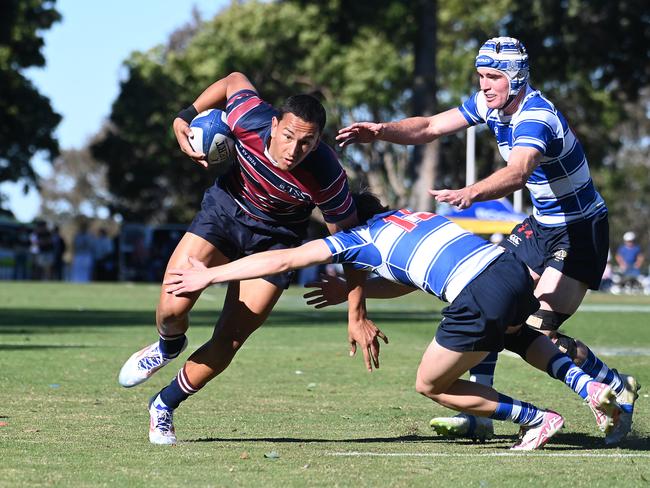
[324,209,504,303]
[459,85,607,226]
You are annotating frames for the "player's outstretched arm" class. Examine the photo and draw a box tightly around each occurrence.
[336,108,469,147]
[164,240,333,295]
[429,146,541,209]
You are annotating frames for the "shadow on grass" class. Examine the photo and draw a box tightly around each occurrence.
[0,344,90,350]
[553,431,650,451]
[0,308,440,333]
[187,432,650,451]
[188,434,445,444]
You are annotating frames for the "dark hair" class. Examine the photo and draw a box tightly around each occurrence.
[352,191,390,225]
[277,94,326,134]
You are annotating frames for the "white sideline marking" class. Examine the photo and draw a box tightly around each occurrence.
[328,451,650,459]
[578,304,650,313]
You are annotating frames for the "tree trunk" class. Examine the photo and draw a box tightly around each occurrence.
[408,0,438,211]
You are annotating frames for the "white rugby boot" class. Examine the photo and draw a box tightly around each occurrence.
[118,338,188,388]
[149,397,177,445]
[430,413,494,442]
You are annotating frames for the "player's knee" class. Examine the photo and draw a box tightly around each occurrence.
[415,379,435,397]
[415,372,449,397]
[554,333,577,358]
[552,333,580,362]
[415,376,437,397]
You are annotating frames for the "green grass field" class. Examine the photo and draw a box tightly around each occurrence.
[1,281,649,487]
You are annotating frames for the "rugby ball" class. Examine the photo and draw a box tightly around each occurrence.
[189,109,236,171]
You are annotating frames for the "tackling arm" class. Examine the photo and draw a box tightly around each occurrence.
[337,108,469,146]
[380,108,470,144]
[164,240,333,295]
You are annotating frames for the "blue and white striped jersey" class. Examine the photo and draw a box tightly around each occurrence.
[459,85,607,226]
[324,209,504,302]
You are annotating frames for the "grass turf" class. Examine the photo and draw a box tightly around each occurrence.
[1,281,649,487]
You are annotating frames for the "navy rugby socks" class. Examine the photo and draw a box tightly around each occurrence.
[159,333,186,359]
[157,366,199,410]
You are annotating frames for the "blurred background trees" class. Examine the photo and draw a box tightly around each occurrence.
[1,0,649,243]
[0,0,61,214]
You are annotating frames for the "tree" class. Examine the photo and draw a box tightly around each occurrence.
[0,0,61,212]
[504,0,650,167]
[595,87,650,250]
[39,141,112,223]
[91,1,413,221]
[91,0,650,239]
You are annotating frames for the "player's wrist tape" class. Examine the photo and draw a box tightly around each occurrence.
[177,105,198,124]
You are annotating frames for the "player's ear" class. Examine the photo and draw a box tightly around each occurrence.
[270,116,279,138]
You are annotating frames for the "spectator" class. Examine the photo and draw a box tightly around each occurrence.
[30,220,54,280]
[615,232,645,281]
[94,228,115,281]
[51,225,66,280]
[11,226,31,280]
[70,222,96,282]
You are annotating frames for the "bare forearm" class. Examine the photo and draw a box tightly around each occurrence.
[191,79,229,112]
[469,164,528,202]
[209,240,332,284]
[208,250,291,284]
[192,72,252,112]
[343,265,368,320]
[379,117,437,145]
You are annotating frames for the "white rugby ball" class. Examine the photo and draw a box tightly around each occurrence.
[189,109,236,171]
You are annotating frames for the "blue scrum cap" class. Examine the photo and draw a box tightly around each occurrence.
[476,37,529,97]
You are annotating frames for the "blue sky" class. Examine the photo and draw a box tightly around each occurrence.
[2,0,228,221]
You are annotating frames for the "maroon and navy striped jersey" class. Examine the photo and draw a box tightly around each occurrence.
[222,89,355,225]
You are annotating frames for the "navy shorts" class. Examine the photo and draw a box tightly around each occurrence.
[499,212,609,290]
[435,252,540,353]
[187,181,307,289]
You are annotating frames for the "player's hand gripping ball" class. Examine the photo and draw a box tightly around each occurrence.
[189,109,236,172]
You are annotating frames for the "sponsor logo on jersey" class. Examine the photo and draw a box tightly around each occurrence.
[553,249,568,261]
[508,234,521,246]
